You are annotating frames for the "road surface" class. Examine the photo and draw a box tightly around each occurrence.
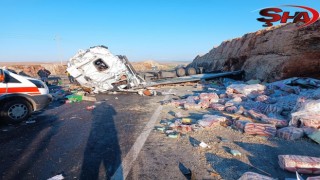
[0,93,165,180]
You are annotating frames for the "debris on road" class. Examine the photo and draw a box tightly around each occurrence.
[199,141,210,148]
[226,83,266,96]
[238,172,275,180]
[244,123,276,137]
[230,149,241,156]
[276,127,304,140]
[290,99,320,129]
[47,174,64,180]
[26,119,36,124]
[278,155,320,174]
[66,94,83,103]
[86,105,96,111]
[197,114,226,128]
[82,96,96,102]
[178,162,193,179]
[296,171,305,180]
[161,77,320,143]
[307,175,320,180]
[308,130,320,144]
[167,131,179,138]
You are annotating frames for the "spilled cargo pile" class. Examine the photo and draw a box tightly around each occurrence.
[47,84,98,114]
[154,77,320,178]
[158,77,320,144]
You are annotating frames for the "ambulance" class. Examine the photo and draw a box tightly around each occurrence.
[0,67,52,123]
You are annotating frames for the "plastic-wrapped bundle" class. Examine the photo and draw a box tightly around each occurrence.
[226,84,266,96]
[184,103,201,110]
[168,100,186,107]
[186,96,199,103]
[256,95,269,102]
[291,113,320,129]
[199,93,219,103]
[243,101,283,115]
[197,114,226,127]
[311,89,320,100]
[291,99,320,129]
[235,120,251,131]
[273,94,299,111]
[268,81,300,94]
[230,93,246,100]
[210,103,225,111]
[247,110,288,128]
[247,109,268,119]
[238,172,275,180]
[232,96,243,103]
[198,99,210,109]
[276,127,304,140]
[244,123,276,137]
[278,155,320,174]
[225,100,236,107]
[226,106,238,113]
[307,175,320,180]
[262,117,288,128]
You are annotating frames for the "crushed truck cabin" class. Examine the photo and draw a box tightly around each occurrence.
[67,46,243,93]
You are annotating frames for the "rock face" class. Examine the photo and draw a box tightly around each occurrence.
[188,21,320,82]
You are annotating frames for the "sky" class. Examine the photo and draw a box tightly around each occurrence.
[0,0,319,62]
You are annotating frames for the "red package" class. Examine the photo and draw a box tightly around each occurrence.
[279,155,320,174]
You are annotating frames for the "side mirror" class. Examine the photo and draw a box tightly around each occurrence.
[0,69,5,82]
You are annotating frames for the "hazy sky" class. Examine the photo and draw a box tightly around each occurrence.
[0,0,319,62]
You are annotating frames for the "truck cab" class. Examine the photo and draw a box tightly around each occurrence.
[0,68,52,123]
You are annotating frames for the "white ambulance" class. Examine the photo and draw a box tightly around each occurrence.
[0,68,52,123]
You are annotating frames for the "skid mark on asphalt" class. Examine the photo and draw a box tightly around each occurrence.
[111,89,172,180]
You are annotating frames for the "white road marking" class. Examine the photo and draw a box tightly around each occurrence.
[111,90,172,180]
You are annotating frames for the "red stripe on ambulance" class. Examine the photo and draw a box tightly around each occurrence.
[0,87,40,94]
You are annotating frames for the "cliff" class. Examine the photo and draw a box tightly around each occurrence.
[188,21,320,82]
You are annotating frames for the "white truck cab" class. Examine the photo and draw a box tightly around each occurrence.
[0,68,52,123]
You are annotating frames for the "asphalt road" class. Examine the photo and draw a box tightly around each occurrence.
[0,94,164,180]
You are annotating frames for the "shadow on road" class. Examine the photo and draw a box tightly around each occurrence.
[80,102,122,180]
[0,114,61,180]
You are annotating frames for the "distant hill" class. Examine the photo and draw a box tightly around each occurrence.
[131,60,190,71]
[1,60,189,77]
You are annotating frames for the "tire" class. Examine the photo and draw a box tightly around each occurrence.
[1,99,32,124]
[186,67,197,75]
[176,67,186,77]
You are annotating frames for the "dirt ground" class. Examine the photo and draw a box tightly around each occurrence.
[129,85,320,180]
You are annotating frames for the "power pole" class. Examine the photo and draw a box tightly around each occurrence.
[54,35,63,65]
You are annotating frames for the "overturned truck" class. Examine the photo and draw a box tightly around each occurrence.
[67,46,145,93]
[67,46,243,93]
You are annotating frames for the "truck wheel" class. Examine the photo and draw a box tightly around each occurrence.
[176,68,186,77]
[186,67,197,75]
[1,99,32,124]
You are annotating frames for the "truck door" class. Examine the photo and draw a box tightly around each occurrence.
[0,69,8,94]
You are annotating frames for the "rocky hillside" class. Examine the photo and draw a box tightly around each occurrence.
[188,21,320,82]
